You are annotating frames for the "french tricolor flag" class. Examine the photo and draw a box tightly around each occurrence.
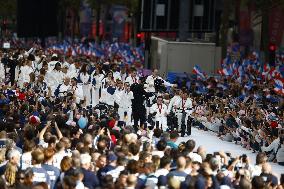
[193,65,206,79]
[274,78,284,96]
[220,67,233,76]
[263,64,270,72]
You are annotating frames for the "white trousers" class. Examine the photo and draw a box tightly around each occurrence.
[91,87,100,107]
[177,113,190,130]
[154,116,167,131]
[82,84,91,106]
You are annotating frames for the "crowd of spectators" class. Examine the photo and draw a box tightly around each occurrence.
[0,44,283,189]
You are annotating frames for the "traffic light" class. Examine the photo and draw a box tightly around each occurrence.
[269,44,276,66]
[136,33,142,46]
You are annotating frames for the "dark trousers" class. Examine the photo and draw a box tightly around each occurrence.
[133,106,146,131]
[181,115,192,137]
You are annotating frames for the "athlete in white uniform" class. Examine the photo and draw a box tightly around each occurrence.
[150,96,168,131]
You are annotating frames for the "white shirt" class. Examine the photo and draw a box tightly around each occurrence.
[79,73,90,85]
[72,85,84,103]
[101,77,112,89]
[125,75,139,85]
[100,87,116,106]
[48,61,59,71]
[53,151,67,169]
[114,88,124,107]
[106,166,125,182]
[120,72,127,83]
[90,72,104,89]
[20,152,32,170]
[174,98,193,115]
[115,89,134,109]
[262,138,280,154]
[155,168,169,177]
[67,64,79,79]
[0,62,5,82]
[46,70,64,88]
[168,95,181,113]
[76,181,85,189]
[150,103,168,118]
[57,83,72,97]
[113,71,122,81]
[276,145,284,163]
[15,65,20,81]
[19,65,34,84]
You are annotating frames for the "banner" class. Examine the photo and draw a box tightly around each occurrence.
[111,5,128,41]
[80,0,93,37]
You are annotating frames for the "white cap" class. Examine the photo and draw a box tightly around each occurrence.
[188,153,202,163]
[52,53,58,57]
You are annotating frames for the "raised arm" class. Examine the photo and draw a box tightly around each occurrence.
[54,121,63,140]
[39,121,51,141]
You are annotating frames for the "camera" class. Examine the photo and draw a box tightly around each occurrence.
[154,78,166,93]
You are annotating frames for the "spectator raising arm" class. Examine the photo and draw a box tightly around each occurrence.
[39,121,51,142]
[54,121,63,140]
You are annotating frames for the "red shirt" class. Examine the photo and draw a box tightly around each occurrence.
[270,121,278,128]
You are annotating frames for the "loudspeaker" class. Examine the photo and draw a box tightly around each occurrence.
[17,0,58,37]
